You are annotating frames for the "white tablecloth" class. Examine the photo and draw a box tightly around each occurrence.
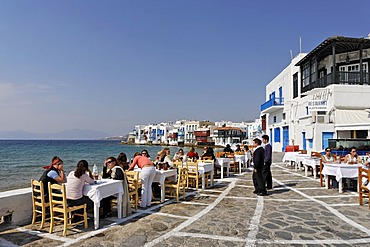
[135,168,177,202]
[83,179,124,229]
[302,158,321,178]
[282,152,299,162]
[234,155,245,173]
[216,158,230,179]
[198,162,214,189]
[322,163,361,181]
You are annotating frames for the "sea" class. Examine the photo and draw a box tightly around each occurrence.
[0,140,211,192]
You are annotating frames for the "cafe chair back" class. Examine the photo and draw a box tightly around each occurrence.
[186,161,199,189]
[358,166,370,209]
[164,167,188,202]
[48,182,88,236]
[125,171,141,211]
[31,179,50,229]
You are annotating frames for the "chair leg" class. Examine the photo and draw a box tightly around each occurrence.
[196,177,199,190]
[359,191,363,205]
[63,213,68,237]
[84,207,88,229]
[49,212,54,234]
[31,209,37,226]
[40,208,46,229]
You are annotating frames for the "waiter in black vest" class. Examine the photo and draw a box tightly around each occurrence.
[262,134,273,189]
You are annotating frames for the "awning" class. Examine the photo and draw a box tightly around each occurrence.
[335,109,370,130]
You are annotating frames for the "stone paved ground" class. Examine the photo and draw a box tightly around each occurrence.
[1,159,370,247]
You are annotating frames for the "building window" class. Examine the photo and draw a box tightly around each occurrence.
[308,139,313,149]
[283,113,286,120]
[273,116,277,123]
[293,73,298,98]
[302,63,310,88]
[310,60,316,83]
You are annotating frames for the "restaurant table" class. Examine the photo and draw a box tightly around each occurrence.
[322,163,362,193]
[282,152,300,168]
[245,152,252,167]
[83,179,124,229]
[234,155,245,173]
[295,154,311,171]
[197,162,214,189]
[134,168,177,202]
[302,157,321,178]
[216,158,231,179]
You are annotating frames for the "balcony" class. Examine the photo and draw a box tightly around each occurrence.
[260,97,284,113]
[302,71,370,93]
[194,130,210,137]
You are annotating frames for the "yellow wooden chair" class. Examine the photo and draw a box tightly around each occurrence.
[31,179,49,229]
[186,161,199,190]
[125,171,141,211]
[48,183,88,236]
[173,161,183,169]
[164,167,188,202]
[359,166,370,209]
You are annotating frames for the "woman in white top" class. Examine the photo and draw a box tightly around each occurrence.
[66,160,94,208]
[344,147,358,164]
[321,148,335,163]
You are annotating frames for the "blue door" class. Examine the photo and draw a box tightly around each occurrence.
[302,132,307,150]
[282,126,289,152]
[322,132,334,150]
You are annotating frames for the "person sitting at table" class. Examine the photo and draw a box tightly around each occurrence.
[101,157,131,218]
[117,152,130,170]
[156,148,174,169]
[344,147,358,164]
[173,148,185,162]
[186,147,199,161]
[321,148,338,188]
[39,156,66,199]
[128,153,156,208]
[223,144,234,153]
[364,153,370,166]
[234,144,242,152]
[141,149,151,159]
[322,148,335,163]
[66,160,94,214]
[201,147,220,177]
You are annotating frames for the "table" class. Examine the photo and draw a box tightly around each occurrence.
[282,152,300,163]
[83,179,124,229]
[302,157,321,178]
[197,162,214,189]
[322,163,362,193]
[216,158,231,179]
[295,154,311,171]
[234,155,245,173]
[134,168,177,202]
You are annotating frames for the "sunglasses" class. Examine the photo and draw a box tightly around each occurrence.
[106,160,114,164]
[142,153,147,155]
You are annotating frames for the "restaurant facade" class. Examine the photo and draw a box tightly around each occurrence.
[260,35,370,154]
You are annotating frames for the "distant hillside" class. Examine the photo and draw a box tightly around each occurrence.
[0,129,110,140]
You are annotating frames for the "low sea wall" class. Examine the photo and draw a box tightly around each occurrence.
[0,188,32,225]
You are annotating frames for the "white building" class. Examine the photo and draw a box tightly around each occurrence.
[261,35,370,154]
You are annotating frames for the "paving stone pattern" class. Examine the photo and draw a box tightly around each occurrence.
[1,158,370,247]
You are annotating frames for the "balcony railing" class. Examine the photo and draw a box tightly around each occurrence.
[302,71,370,93]
[260,97,284,112]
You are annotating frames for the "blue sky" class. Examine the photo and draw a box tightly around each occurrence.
[0,0,369,136]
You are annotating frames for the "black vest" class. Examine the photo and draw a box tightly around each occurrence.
[39,166,60,195]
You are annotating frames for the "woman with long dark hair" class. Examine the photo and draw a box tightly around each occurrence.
[66,160,94,207]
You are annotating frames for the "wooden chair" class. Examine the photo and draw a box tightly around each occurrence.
[48,183,88,236]
[164,167,188,202]
[186,162,199,189]
[173,161,183,169]
[226,153,239,173]
[359,166,370,209]
[125,171,141,211]
[31,179,49,229]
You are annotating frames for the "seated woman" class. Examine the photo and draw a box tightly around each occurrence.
[66,160,94,211]
[223,144,234,153]
[344,147,358,164]
[117,152,130,170]
[101,157,131,218]
[321,148,336,163]
[128,153,156,208]
[364,152,370,166]
[201,147,220,176]
[234,144,242,152]
[186,147,199,162]
[173,149,185,162]
[156,148,174,169]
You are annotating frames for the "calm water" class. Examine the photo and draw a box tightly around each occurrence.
[0,140,211,192]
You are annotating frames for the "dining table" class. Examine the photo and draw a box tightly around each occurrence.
[197,161,214,189]
[83,179,124,229]
[321,163,362,193]
[302,157,321,178]
[234,154,245,173]
[216,158,231,179]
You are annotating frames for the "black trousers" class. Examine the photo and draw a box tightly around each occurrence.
[262,162,272,189]
[253,169,266,194]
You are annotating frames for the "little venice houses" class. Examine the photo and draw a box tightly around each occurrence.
[261,35,370,154]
